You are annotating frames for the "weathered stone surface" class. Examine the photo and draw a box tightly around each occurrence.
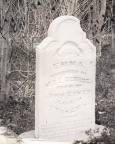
[35,16,96,142]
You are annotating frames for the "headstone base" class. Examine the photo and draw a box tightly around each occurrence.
[19,125,106,144]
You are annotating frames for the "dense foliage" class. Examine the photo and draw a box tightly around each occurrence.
[0,96,34,134]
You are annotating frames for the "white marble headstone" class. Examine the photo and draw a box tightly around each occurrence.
[35,16,96,142]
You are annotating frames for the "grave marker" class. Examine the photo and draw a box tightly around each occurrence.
[35,16,96,142]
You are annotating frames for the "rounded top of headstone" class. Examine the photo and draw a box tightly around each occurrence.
[48,16,86,43]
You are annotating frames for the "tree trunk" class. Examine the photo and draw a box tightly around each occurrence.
[112,0,115,73]
[112,0,115,56]
[0,39,8,101]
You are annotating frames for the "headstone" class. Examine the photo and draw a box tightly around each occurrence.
[35,16,96,142]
